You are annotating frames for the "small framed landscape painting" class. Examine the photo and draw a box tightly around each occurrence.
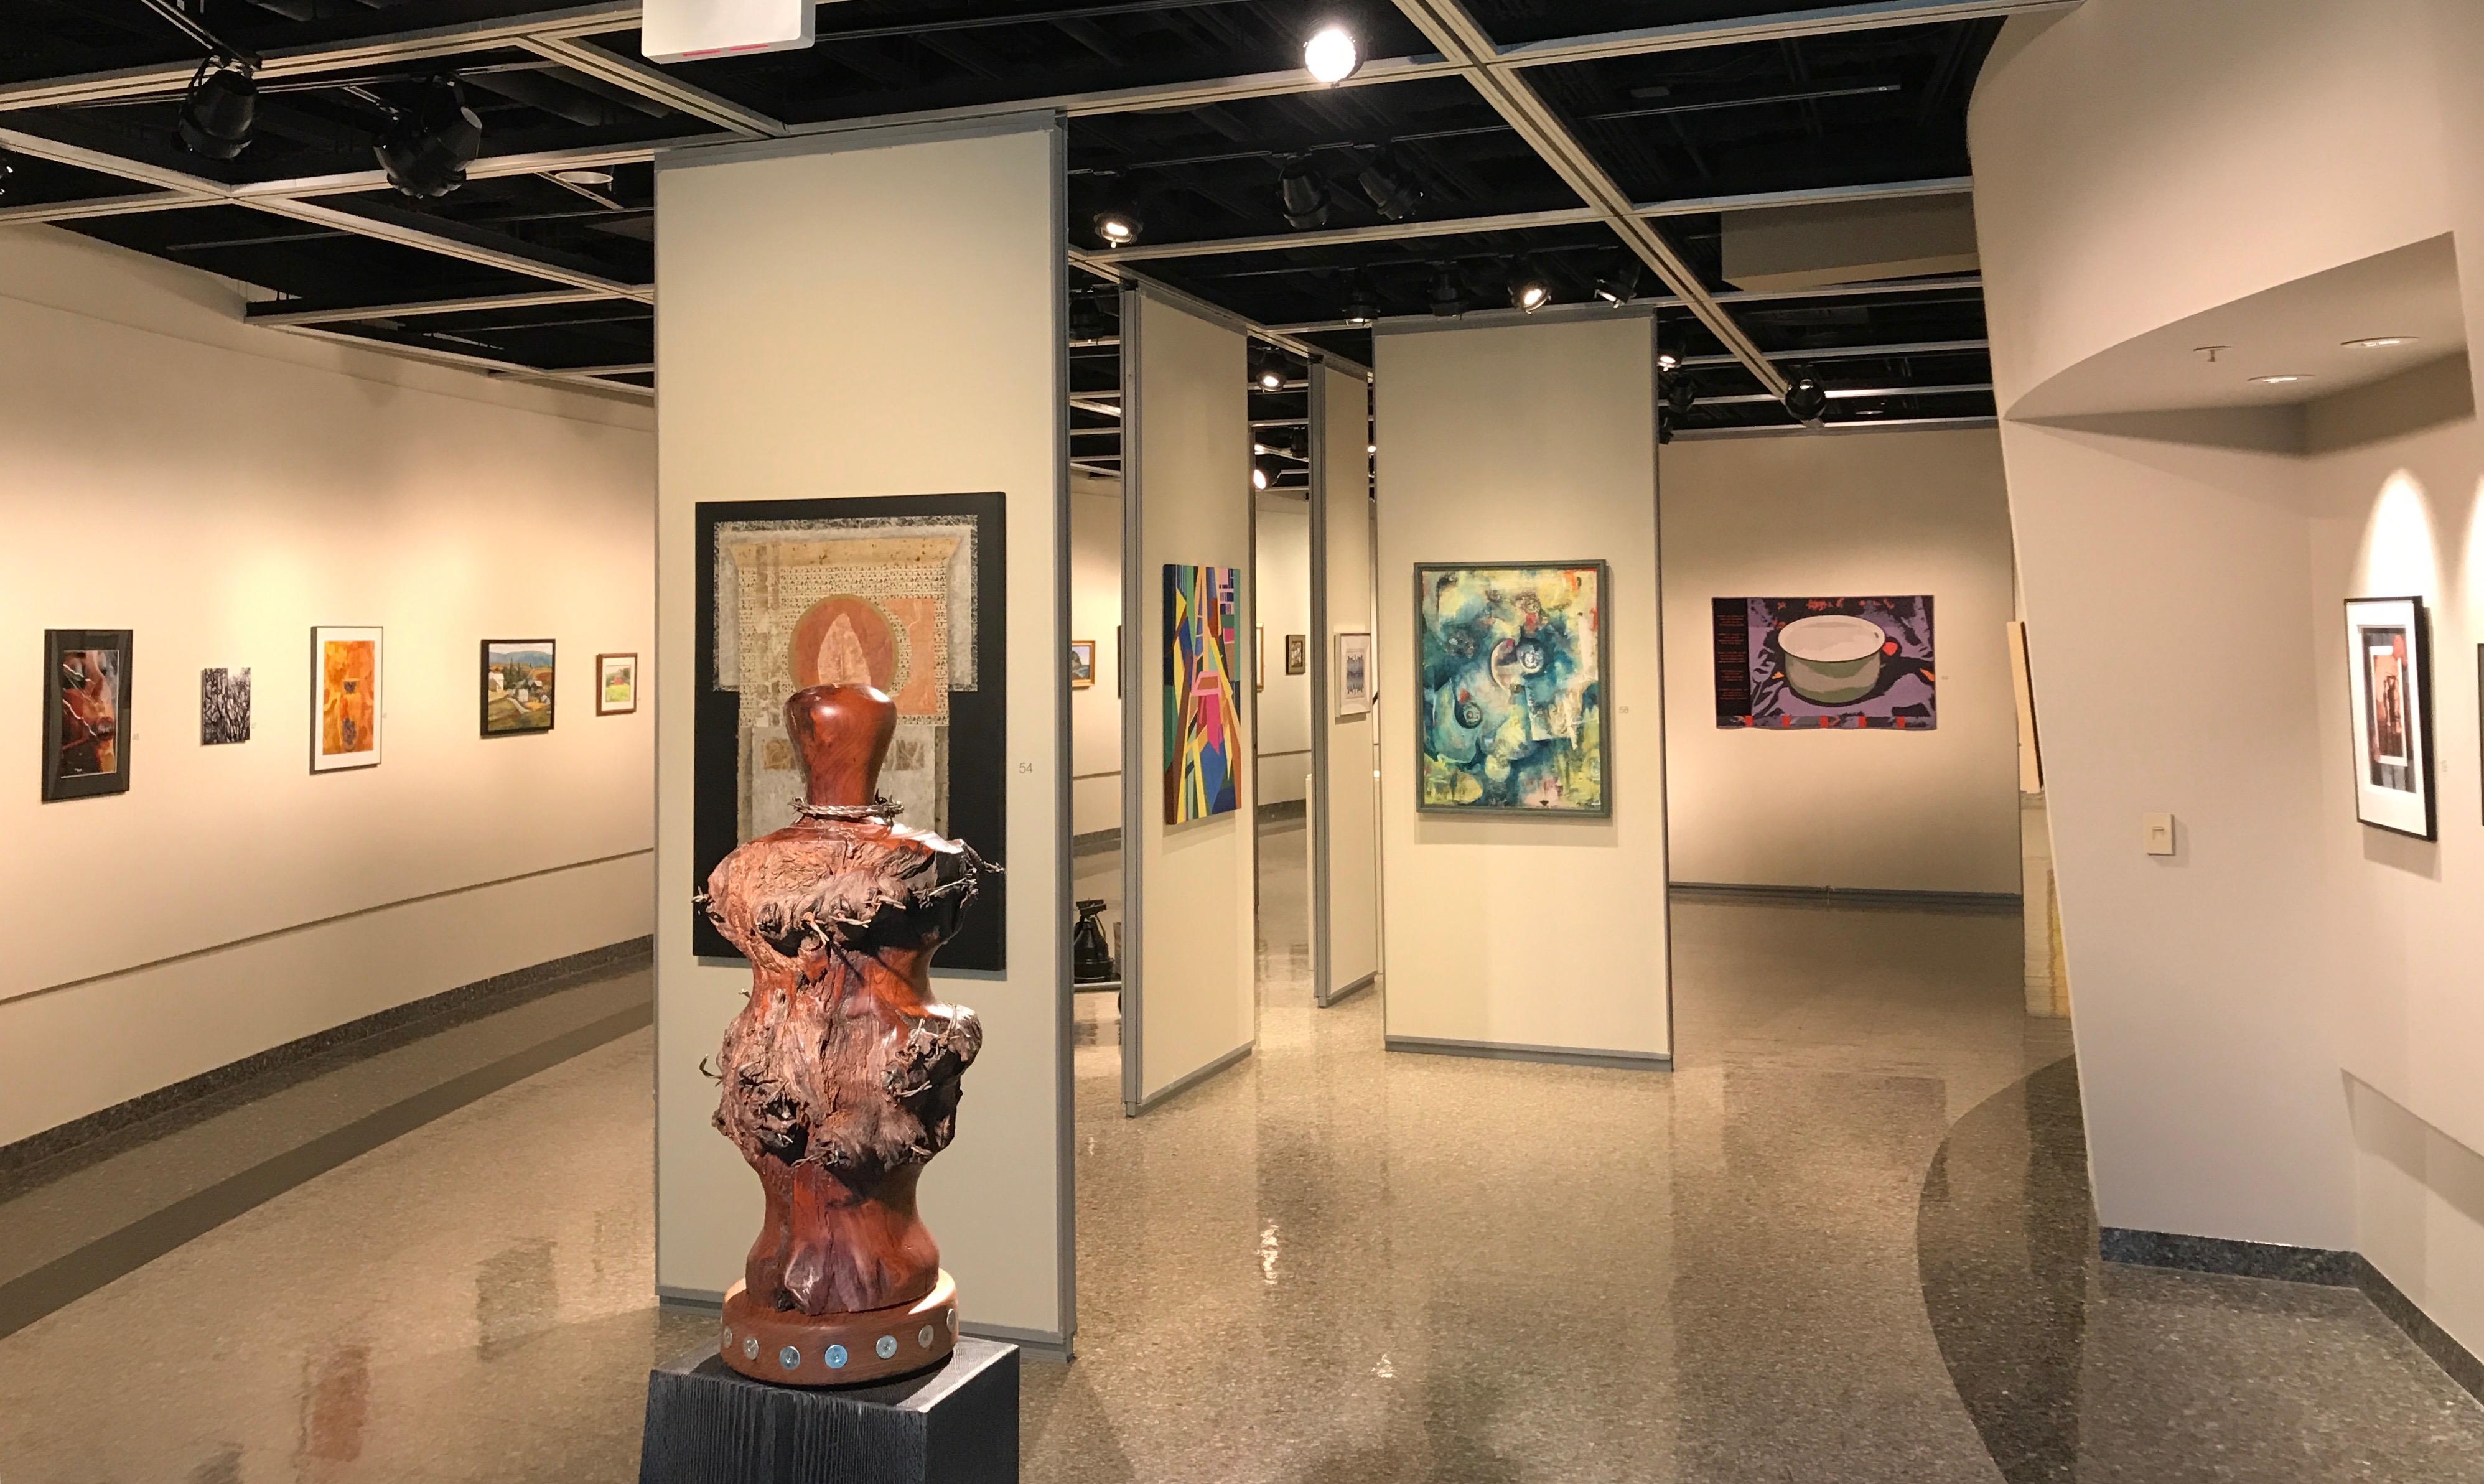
[596,652,637,716]
[1335,632,1373,717]
[482,640,556,735]
[1416,562,1608,815]
[1285,633,1307,675]
[201,666,251,745]
[2344,597,2432,838]
[312,626,381,773]
[44,628,133,801]
[1068,639,1096,689]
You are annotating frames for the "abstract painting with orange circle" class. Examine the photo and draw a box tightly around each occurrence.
[312,626,382,773]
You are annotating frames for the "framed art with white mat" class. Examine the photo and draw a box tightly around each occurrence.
[2343,596,2433,839]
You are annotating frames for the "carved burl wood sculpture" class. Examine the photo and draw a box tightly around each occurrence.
[703,683,989,1386]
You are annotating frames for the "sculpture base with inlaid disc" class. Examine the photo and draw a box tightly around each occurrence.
[719,1269,960,1386]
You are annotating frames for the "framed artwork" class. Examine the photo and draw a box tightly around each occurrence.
[201,666,251,746]
[1335,632,1374,718]
[1712,595,1936,729]
[696,493,1006,969]
[1068,639,1096,689]
[1164,563,1242,823]
[1256,623,1266,692]
[44,629,132,801]
[1416,563,1607,815]
[482,640,556,735]
[2344,597,2432,839]
[597,652,638,715]
[1285,633,1307,675]
[311,626,381,773]
[1115,625,1123,698]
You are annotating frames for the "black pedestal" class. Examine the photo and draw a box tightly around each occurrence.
[638,1337,1018,1484]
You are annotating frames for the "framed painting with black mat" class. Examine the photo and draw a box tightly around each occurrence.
[44,628,132,801]
[2345,595,2433,839]
[693,493,1007,969]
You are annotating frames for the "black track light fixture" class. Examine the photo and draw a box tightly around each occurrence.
[0,159,12,201]
[1509,257,1553,314]
[376,78,483,198]
[1092,175,1144,246]
[1593,258,1641,308]
[1254,349,1289,393]
[1427,262,1465,318]
[1783,375,1830,424]
[1251,460,1272,492]
[1356,149,1422,223]
[1277,155,1330,232]
[1068,291,1111,341]
[1342,271,1380,327]
[177,59,258,161]
[1664,370,1697,419]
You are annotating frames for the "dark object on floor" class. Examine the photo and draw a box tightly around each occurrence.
[639,1339,1018,1484]
[1073,899,1117,984]
[701,684,992,1384]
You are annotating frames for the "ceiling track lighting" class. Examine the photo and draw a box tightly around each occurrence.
[1428,263,1465,319]
[1663,371,1697,418]
[376,77,482,198]
[1304,25,1360,85]
[1277,155,1330,232]
[1509,258,1553,314]
[1357,150,1422,223]
[1594,259,1641,309]
[1342,271,1380,327]
[0,159,12,201]
[1251,461,1271,492]
[177,57,258,161]
[1254,350,1289,392]
[1092,175,1144,246]
[1783,375,1830,424]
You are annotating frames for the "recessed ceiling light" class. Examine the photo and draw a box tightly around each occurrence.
[2249,373,2314,385]
[2343,335,2419,348]
[1304,26,1360,85]
[1656,352,1679,369]
[553,168,614,187]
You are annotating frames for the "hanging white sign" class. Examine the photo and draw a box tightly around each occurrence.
[642,0,815,65]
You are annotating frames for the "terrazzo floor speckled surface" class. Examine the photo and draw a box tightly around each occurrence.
[2,824,2480,1481]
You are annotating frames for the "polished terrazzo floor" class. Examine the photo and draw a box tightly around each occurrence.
[2,826,2478,1481]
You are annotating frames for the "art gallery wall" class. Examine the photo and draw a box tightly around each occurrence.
[1974,0,2484,1358]
[1069,472,1123,839]
[1658,426,2020,895]
[1371,314,1670,1063]
[1312,361,1383,1005]
[1122,287,1258,1109]
[651,117,1071,1346]
[0,225,655,1150]
[1255,492,1312,808]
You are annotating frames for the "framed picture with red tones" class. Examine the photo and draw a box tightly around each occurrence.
[44,628,132,801]
[2344,596,2432,839]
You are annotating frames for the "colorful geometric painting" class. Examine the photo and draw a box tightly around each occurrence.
[312,626,381,772]
[1163,563,1241,823]
[1712,595,1935,730]
[1416,563,1607,815]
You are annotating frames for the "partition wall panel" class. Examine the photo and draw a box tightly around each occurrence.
[651,116,1072,1348]
[1310,362,1382,1006]
[1119,287,1258,1113]
[1373,314,1671,1065]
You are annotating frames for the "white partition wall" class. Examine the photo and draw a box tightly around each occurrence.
[651,117,1072,1350]
[1119,287,1258,1113]
[1373,315,1671,1065]
[1310,362,1383,1006]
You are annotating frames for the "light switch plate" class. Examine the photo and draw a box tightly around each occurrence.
[2144,812,2176,856]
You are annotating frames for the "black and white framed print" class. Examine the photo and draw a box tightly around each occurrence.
[2344,596,2434,839]
[201,666,251,745]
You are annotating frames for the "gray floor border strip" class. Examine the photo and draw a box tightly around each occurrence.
[1132,1042,1253,1114]
[1319,971,1376,1008]
[2102,1226,2484,1404]
[0,1001,651,1342]
[1386,1035,1672,1071]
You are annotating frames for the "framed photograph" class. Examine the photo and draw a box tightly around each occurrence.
[1285,633,1307,675]
[596,652,638,716]
[1068,639,1096,689]
[2345,597,2432,839]
[1165,563,1243,823]
[1416,562,1609,816]
[482,640,557,735]
[44,629,132,801]
[312,626,381,773]
[1335,632,1374,718]
[201,666,251,745]
[1712,595,1936,730]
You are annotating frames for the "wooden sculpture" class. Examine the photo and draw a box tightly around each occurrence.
[702,683,989,1386]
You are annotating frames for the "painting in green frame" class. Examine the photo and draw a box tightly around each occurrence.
[1162,563,1241,823]
[1416,562,1609,815]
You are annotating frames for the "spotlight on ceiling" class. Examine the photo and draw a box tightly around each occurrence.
[1278,155,1330,231]
[1342,271,1380,327]
[1656,352,1679,370]
[1428,263,1465,318]
[1509,259,1553,314]
[1594,259,1641,309]
[1256,351,1289,392]
[1068,291,1111,341]
[1092,177,1144,246]
[0,160,12,201]
[1664,371,1697,418]
[1357,150,1422,223]
[178,60,258,161]
[1304,25,1360,85]
[1252,462,1271,492]
[376,78,483,198]
[1783,376,1829,424]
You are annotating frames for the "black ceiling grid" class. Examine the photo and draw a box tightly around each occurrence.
[0,1,2012,424]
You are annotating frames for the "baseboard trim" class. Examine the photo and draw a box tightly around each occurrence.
[1071,827,1121,857]
[659,1289,1075,1363]
[1256,798,1306,825]
[1385,1035,1671,1071]
[1669,881,2021,912]
[2101,1226,2484,1404]
[0,935,653,1192]
[1317,971,1376,1008]
[1126,1041,1253,1116]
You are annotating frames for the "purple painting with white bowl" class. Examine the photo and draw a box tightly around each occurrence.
[1711,595,1936,730]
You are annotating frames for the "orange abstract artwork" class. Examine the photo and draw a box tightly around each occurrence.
[315,628,381,771]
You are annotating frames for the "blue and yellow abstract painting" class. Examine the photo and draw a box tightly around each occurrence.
[1417,562,1608,815]
[1164,563,1242,823]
